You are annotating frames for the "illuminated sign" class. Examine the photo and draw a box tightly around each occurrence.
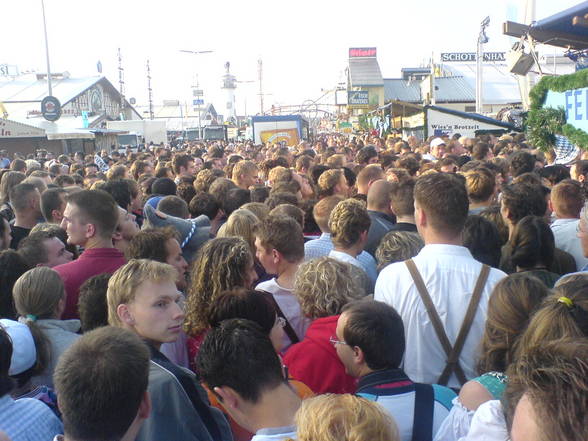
[348,90,369,106]
[440,52,506,62]
[349,47,377,58]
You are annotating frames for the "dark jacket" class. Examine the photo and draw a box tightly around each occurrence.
[365,210,396,257]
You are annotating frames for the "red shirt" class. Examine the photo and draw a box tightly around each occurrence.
[283,315,357,394]
[54,247,126,319]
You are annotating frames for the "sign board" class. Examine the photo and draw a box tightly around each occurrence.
[0,64,18,76]
[440,52,506,62]
[335,90,348,105]
[193,89,204,96]
[193,99,204,106]
[544,87,588,133]
[349,47,377,58]
[427,108,509,138]
[260,128,299,146]
[348,90,369,107]
[0,119,45,138]
[338,121,353,134]
[41,96,62,122]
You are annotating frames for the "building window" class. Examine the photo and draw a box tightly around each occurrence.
[465,105,476,112]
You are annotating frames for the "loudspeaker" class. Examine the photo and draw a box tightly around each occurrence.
[507,47,535,75]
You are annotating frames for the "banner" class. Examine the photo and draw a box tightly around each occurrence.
[260,128,299,146]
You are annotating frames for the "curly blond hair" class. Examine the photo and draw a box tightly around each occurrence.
[328,198,370,248]
[184,237,253,336]
[375,231,424,272]
[295,394,399,441]
[294,257,364,319]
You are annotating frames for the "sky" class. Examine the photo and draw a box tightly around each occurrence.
[1,0,581,117]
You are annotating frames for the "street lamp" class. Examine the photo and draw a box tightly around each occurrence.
[179,49,214,138]
[476,16,490,114]
[41,0,52,96]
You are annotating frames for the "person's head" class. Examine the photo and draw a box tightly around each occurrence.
[504,338,588,441]
[217,208,259,254]
[414,173,469,240]
[0,171,25,204]
[295,394,399,441]
[223,188,251,216]
[336,300,405,377]
[471,142,491,161]
[157,195,189,219]
[17,230,73,268]
[188,192,220,220]
[40,187,67,223]
[54,326,151,441]
[232,160,259,189]
[172,153,196,176]
[127,227,188,291]
[196,319,292,432]
[101,179,132,211]
[107,259,183,348]
[185,237,257,336]
[389,179,415,218]
[208,288,285,352]
[318,169,349,198]
[113,206,139,253]
[462,215,503,268]
[375,231,424,272]
[13,267,65,320]
[357,164,384,195]
[550,180,584,219]
[509,215,554,270]
[60,190,119,246]
[209,177,238,210]
[269,204,304,230]
[255,215,304,274]
[365,179,393,214]
[355,145,379,165]
[78,273,111,332]
[510,150,536,177]
[571,159,588,182]
[150,177,177,196]
[9,182,41,218]
[328,198,370,250]
[477,273,550,374]
[464,168,495,205]
[294,257,363,320]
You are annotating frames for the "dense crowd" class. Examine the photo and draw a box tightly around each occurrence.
[0,131,587,441]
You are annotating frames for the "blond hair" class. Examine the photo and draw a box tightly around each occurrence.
[317,169,343,196]
[217,208,260,253]
[184,237,253,336]
[294,257,364,319]
[107,259,178,327]
[13,267,64,319]
[295,394,399,441]
[328,198,370,248]
[231,160,258,184]
[375,231,424,272]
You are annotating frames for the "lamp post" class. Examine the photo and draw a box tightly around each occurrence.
[179,50,214,139]
[476,16,490,114]
[41,0,52,96]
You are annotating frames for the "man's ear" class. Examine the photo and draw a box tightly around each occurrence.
[547,199,554,215]
[117,304,135,327]
[271,248,281,265]
[85,222,97,239]
[138,391,151,420]
[352,345,366,366]
[213,386,240,411]
[112,228,122,242]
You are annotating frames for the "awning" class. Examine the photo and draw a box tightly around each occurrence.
[503,2,588,50]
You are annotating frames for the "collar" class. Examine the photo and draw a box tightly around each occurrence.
[256,425,296,436]
[417,243,473,258]
[329,250,358,263]
[368,210,395,224]
[319,232,331,240]
[79,247,124,259]
[552,218,579,225]
[357,368,412,392]
[37,319,81,333]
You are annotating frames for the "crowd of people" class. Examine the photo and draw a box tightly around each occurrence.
[0,131,587,441]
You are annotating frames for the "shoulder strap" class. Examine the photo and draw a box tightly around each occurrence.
[438,264,490,385]
[411,383,434,441]
[259,290,300,344]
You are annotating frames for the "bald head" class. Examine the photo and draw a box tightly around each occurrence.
[367,180,394,212]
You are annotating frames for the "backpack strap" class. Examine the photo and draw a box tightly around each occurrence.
[259,290,300,344]
[404,259,489,386]
[411,383,434,441]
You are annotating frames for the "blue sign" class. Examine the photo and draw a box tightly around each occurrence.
[348,90,369,106]
[544,87,588,132]
[81,111,89,128]
[193,99,204,106]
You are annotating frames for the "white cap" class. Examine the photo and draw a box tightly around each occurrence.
[0,319,37,376]
[430,137,446,148]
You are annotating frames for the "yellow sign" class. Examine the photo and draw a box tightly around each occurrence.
[260,128,299,146]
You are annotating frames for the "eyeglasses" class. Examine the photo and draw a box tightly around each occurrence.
[329,336,347,347]
[275,317,286,328]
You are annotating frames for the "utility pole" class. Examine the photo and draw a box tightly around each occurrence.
[147,60,154,120]
[40,0,52,96]
[258,58,264,115]
[476,17,490,114]
[179,49,213,139]
[118,48,126,119]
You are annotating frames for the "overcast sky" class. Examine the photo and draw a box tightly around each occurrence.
[1,0,580,116]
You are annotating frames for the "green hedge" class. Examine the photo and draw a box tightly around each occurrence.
[527,69,588,150]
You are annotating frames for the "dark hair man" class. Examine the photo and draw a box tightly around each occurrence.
[53,326,151,441]
[375,173,506,388]
[8,183,42,249]
[172,154,197,180]
[197,319,300,440]
[335,300,455,441]
[157,195,189,219]
[17,230,73,268]
[509,150,535,178]
[388,179,418,233]
[41,187,67,224]
[56,189,126,319]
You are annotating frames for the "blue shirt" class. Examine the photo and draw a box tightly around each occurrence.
[0,395,63,441]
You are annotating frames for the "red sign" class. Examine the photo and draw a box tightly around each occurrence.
[349,47,377,58]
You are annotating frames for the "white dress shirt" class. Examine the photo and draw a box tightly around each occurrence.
[374,244,506,388]
[551,218,587,272]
